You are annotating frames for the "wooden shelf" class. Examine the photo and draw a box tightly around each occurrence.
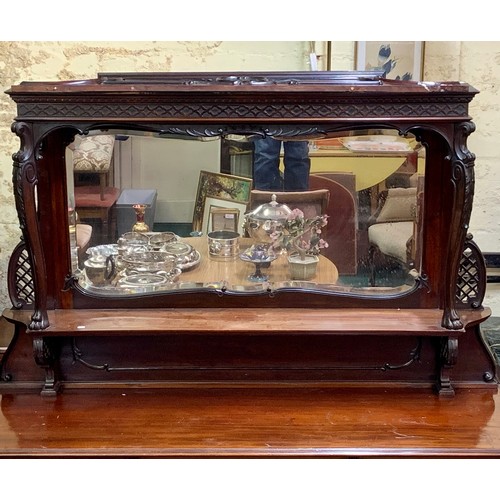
[4,307,491,337]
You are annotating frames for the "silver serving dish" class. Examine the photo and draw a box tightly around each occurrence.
[121,251,176,274]
[163,241,201,270]
[164,241,192,256]
[118,267,182,287]
[148,232,177,250]
[117,231,178,254]
[175,249,201,270]
[117,232,150,254]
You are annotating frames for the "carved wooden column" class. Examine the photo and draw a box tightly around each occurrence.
[442,122,476,329]
[11,122,49,330]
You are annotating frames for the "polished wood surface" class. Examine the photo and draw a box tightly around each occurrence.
[1,386,499,457]
[180,237,339,286]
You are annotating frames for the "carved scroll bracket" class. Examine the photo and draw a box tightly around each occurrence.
[33,337,59,397]
[436,337,458,397]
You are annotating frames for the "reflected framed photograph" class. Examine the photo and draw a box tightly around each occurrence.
[356,41,424,81]
[193,170,252,234]
[210,207,240,233]
[202,197,247,234]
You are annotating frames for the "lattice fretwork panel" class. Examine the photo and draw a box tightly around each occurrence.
[456,235,486,308]
[7,241,35,308]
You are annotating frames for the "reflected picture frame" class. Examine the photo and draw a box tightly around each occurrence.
[193,170,252,234]
[210,206,240,233]
[355,41,424,81]
[202,196,247,235]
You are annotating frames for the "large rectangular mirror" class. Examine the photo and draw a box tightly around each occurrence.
[67,128,425,297]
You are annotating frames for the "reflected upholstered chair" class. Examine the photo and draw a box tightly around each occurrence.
[308,173,358,275]
[367,184,420,286]
[75,223,92,262]
[71,135,116,200]
[70,135,120,242]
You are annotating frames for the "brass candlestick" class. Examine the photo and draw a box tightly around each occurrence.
[132,204,150,232]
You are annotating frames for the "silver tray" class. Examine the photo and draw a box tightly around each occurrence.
[119,274,167,286]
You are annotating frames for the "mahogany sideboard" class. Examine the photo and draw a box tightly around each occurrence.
[1,71,498,397]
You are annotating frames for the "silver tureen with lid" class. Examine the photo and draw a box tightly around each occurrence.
[244,193,292,244]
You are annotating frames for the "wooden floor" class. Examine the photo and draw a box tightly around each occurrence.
[1,384,500,457]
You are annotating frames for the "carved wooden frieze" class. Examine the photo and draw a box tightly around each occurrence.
[15,100,471,122]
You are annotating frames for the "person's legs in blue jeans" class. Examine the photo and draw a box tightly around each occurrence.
[283,141,310,191]
[253,137,283,190]
[253,138,310,191]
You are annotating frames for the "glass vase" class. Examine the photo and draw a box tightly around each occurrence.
[132,204,150,232]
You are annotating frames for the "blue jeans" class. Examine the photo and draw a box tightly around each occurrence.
[253,137,310,191]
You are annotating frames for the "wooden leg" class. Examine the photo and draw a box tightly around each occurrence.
[99,172,106,201]
[99,207,111,242]
[368,245,378,287]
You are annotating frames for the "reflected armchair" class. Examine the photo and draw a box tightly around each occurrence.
[70,134,120,242]
[71,135,116,201]
[367,186,419,286]
[308,173,358,275]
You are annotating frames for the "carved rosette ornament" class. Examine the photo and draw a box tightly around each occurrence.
[442,121,477,330]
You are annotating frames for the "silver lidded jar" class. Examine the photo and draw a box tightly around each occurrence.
[244,193,292,245]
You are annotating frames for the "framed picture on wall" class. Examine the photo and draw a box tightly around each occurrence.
[192,170,252,234]
[356,42,424,81]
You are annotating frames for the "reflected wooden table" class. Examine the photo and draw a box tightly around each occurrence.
[180,237,339,287]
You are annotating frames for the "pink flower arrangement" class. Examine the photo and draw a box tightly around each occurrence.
[271,208,329,260]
